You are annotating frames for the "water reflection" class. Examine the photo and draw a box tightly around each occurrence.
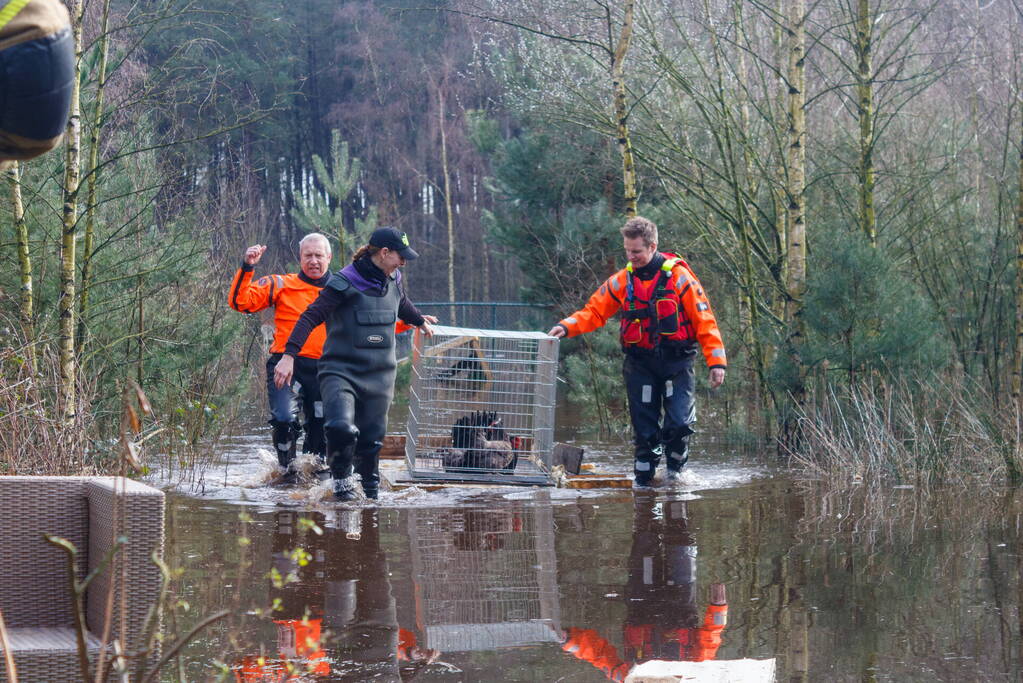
[561,492,728,680]
[232,509,439,681]
[167,481,1023,681]
[407,506,561,652]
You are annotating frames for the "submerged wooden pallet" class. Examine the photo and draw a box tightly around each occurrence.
[378,436,631,490]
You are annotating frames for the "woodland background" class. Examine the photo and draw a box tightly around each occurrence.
[3,0,1023,486]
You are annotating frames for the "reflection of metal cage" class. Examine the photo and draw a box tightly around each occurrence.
[405,325,559,485]
[408,507,561,651]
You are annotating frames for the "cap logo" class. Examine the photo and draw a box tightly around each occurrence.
[401,233,409,246]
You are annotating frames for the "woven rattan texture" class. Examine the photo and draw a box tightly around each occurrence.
[0,476,164,682]
[0,477,90,628]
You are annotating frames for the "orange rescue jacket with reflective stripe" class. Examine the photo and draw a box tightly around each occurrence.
[557,255,727,369]
[622,603,727,664]
[228,266,326,359]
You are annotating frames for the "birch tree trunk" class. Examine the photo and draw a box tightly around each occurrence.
[732,0,768,429]
[9,162,35,373]
[77,0,112,352]
[856,0,877,247]
[784,0,808,411]
[1013,93,1023,401]
[438,87,457,321]
[59,0,84,421]
[612,0,637,216]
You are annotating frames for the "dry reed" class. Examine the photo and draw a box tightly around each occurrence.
[788,373,1023,490]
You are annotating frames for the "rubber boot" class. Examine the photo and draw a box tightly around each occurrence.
[326,423,360,502]
[303,415,326,458]
[633,443,660,488]
[270,420,301,485]
[355,441,383,500]
[330,444,359,501]
[302,416,330,480]
[663,426,692,483]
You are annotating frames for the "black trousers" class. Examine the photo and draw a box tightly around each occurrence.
[623,349,696,483]
[265,354,325,457]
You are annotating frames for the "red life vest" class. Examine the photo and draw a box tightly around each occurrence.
[619,254,696,350]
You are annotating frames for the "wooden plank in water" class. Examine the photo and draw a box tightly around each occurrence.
[564,473,632,489]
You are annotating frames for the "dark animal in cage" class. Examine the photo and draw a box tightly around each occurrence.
[442,411,517,473]
[434,354,487,383]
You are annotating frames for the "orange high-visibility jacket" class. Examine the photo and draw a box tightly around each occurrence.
[561,628,631,682]
[556,256,726,370]
[232,619,329,681]
[563,602,728,680]
[228,266,326,359]
[624,603,728,663]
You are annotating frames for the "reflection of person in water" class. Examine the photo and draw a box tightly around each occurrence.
[561,495,728,681]
[233,509,438,681]
[234,511,330,681]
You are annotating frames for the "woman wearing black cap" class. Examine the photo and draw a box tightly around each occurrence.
[274,227,435,501]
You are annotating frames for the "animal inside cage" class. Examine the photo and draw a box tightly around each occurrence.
[405,325,559,485]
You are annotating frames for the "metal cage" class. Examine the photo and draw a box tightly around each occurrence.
[407,506,562,651]
[405,325,559,485]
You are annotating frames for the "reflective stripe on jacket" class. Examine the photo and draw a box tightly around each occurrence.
[228,266,326,359]
[557,254,727,369]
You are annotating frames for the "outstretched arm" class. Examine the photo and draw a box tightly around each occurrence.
[548,277,624,338]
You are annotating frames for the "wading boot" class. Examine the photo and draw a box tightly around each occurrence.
[332,475,360,502]
[356,441,383,500]
[325,422,359,501]
[633,442,661,489]
[270,421,302,486]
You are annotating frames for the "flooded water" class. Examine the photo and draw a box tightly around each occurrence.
[155,427,1023,682]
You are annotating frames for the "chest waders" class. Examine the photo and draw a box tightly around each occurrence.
[319,274,400,500]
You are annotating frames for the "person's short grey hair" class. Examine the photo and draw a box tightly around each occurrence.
[621,216,658,248]
[299,232,332,255]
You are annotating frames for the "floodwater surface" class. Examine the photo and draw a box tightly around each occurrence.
[158,429,1023,682]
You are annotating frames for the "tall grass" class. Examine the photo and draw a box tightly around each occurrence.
[788,373,1023,489]
[0,336,95,475]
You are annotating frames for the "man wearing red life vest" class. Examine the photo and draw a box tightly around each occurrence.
[228,234,332,480]
[547,217,726,486]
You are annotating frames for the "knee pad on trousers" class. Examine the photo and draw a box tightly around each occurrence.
[325,423,359,479]
[325,422,359,448]
[662,425,692,472]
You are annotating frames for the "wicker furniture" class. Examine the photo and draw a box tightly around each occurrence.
[0,476,165,682]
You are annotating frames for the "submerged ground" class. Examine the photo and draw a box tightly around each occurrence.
[153,423,1023,682]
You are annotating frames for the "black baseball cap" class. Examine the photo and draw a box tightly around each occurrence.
[370,226,419,260]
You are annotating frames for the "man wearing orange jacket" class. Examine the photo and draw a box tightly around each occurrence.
[548,216,726,486]
[228,234,332,479]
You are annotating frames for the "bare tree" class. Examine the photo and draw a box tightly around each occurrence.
[784,0,808,411]
[8,162,35,373]
[58,0,85,422]
[77,0,113,351]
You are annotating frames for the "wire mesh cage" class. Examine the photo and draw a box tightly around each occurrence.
[406,325,559,485]
[408,506,562,651]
